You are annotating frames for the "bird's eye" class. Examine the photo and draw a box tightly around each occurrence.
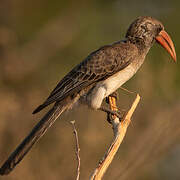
[157,26,163,34]
[158,26,162,32]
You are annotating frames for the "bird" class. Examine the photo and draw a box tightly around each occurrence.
[0,16,176,175]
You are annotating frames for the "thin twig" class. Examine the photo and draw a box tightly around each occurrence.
[70,120,81,180]
[90,94,140,180]
[119,86,135,94]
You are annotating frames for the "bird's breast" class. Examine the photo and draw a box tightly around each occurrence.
[102,63,138,97]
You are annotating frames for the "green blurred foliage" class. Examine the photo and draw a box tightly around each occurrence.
[0,0,180,179]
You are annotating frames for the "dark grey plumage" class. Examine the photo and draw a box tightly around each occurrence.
[33,41,138,113]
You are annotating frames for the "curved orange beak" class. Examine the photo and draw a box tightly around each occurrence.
[155,30,176,62]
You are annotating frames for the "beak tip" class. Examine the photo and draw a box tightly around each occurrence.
[173,53,177,62]
[156,30,177,63]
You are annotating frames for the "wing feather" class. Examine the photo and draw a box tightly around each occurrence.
[33,41,136,113]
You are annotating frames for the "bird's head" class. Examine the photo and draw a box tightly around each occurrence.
[126,16,176,62]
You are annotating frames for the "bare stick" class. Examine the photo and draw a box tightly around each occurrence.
[90,94,140,180]
[70,120,80,180]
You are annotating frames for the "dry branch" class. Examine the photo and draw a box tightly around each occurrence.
[90,94,140,180]
[70,121,80,180]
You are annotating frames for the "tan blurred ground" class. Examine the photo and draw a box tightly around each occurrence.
[0,0,180,179]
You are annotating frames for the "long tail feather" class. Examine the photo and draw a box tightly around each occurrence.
[0,100,71,175]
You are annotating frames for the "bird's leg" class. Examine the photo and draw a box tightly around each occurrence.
[108,91,122,123]
[99,91,124,124]
[105,91,118,104]
[106,91,119,123]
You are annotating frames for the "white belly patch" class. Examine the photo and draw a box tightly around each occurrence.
[87,64,137,109]
[103,64,137,97]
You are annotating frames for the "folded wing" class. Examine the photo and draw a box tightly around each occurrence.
[33,42,134,114]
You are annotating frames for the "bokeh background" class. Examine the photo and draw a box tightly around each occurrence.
[0,0,180,179]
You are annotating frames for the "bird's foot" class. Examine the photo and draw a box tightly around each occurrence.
[107,109,125,124]
[104,91,125,124]
[99,107,124,124]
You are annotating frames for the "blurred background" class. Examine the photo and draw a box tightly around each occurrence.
[0,0,180,179]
